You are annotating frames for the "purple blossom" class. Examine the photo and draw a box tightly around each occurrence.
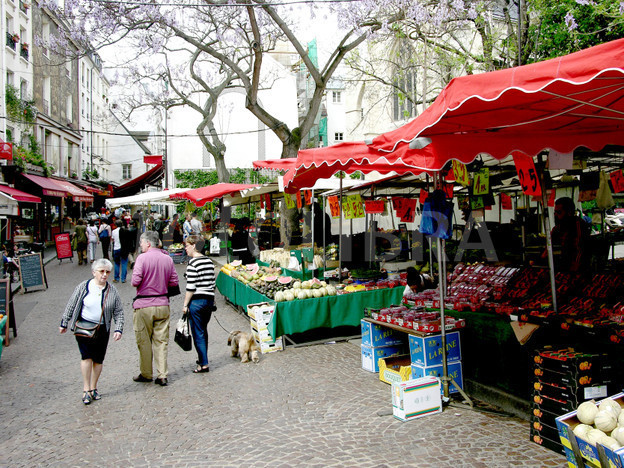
[564,11,578,31]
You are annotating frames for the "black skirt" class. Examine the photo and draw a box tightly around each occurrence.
[75,325,110,364]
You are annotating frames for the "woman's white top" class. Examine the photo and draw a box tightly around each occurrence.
[112,228,121,250]
[81,281,106,323]
[86,225,99,243]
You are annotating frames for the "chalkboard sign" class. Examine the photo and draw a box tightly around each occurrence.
[0,278,11,345]
[55,232,73,260]
[18,253,47,292]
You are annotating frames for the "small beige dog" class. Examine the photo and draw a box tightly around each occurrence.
[228,331,260,363]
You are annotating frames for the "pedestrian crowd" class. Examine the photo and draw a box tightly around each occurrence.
[61,209,216,405]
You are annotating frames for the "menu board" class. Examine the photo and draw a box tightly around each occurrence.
[55,232,73,260]
[18,253,47,292]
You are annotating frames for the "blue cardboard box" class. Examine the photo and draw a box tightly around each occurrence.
[408,331,461,367]
[360,319,406,348]
[361,344,407,373]
[411,361,463,394]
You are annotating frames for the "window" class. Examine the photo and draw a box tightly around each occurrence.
[42,21,50,57]
[66,95,72,122]
[393,69,418,121]
[334,132,344,142]
[332,91,341,103]
[122,164,132,179]
[43,77,51,114]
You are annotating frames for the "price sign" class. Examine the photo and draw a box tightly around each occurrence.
[392,197,404,212]
[442,183,454,200]
[473,168,489,196]
[471,196,485,210]
[264,194,272,211]
[452,160,470,187]
[344,194,364,219]
[419,189,429,206]
[303,190,312,206]
[365,200,385,214]
[400,198,417,223]
[0,141,12,160]
[610,170,624,193]
[327,196,341,218]
[283,193,296,209]
[548,189,556,207]
[296,191,303,209]
[500,193,512,210]
[513,153,542,196]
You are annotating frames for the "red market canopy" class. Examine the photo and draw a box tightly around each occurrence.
[0,185,41,203]
[253,159,297,171]
[285,38,624,192]
[170,183,260,206]
[52,179,94,203]
[369,37,624,170]
[283,142,427,193]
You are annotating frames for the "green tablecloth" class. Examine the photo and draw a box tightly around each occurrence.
[216,272,404,338]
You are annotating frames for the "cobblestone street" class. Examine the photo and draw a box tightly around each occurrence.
[0,252,566,467]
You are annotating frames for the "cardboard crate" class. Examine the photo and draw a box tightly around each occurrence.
[391,376,443,422]
[408,331,461,367]
[530,428,565,455]
[563,447,600,468]
[555,392,624,467]
[530,415,561,442]
[531,404,566,427]
[361,344,408,373]
[379,355,412,385]
[534,349,612,377]
[411,361,463,395]
[532,391,577,415]
[534,365,601,389]
[259,337,283,354]
[360,319,406,348]
[247,302,275,326]
[533,380,611,406]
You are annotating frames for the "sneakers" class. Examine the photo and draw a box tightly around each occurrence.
[82,391,92,405]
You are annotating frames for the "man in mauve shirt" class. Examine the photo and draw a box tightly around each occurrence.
[131,231,179,386]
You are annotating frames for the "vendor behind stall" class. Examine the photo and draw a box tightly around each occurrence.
[550,197,590,273]
[230,218,254,265]
[403,266,435,297]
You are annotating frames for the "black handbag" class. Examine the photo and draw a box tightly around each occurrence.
[174,314,192,351]
[167,284,181,298]
[74,288,109,338]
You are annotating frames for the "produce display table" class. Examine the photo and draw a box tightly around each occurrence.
[216,272,404,338]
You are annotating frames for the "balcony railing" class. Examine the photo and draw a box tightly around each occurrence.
[20,44,28,61]
[6,32,17,51]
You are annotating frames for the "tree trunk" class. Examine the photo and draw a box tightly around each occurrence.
[214,154,230,183]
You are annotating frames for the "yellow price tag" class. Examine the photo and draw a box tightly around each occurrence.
[473,168,489,196]
[452,161,470,187]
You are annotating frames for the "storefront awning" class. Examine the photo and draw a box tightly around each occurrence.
[0,192,19,216]
[0,185,41,203]
[114,164,164,198]
[170,183,260,206]
[52,179,94,203]
[22,174,68,198]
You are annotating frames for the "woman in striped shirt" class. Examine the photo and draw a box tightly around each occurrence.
[182,235,216,373]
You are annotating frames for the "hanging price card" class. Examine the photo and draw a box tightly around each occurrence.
[452,160,470,187]
[284,193,296,209]
[473,168,489,196]
[365,200,385,214]
[610,169,624,193]
[419,189,429,205]
[500,193,512,210]
[442,183,454,200]
[392,197,404,213]
[303,190,312,206]
[399,198,417,223]
[471,196,485,210]
[327,196,341,218]
[296,191,303,209]
[344,194,365,219]
[513,153,542,196]
[264,193,272,211]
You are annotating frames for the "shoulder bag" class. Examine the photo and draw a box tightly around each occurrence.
[74,288,109,338]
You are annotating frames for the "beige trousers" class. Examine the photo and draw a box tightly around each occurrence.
[133,305,170,379]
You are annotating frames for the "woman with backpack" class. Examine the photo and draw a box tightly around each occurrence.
[98,218,112,260]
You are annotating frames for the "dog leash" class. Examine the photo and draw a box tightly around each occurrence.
[212,312,235,335]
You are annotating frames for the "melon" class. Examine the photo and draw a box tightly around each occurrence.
[264,275,278,282]
[247,263,260,274]
[278,276,293,285]
[231,260,242,267]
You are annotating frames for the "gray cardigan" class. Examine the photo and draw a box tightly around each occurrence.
[60,279,124,334]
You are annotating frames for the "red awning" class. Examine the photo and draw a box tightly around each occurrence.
[170,183,260,206]
[144,155,163,165]
[285,38,624,192]
[368,37,624,170]
[114,163,164,198]
[253,159,297,171]
[0,185,41,203]
[22,174,68,198]
[52,179,94,203]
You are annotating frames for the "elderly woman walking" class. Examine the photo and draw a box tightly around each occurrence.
[59,259,124,405]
